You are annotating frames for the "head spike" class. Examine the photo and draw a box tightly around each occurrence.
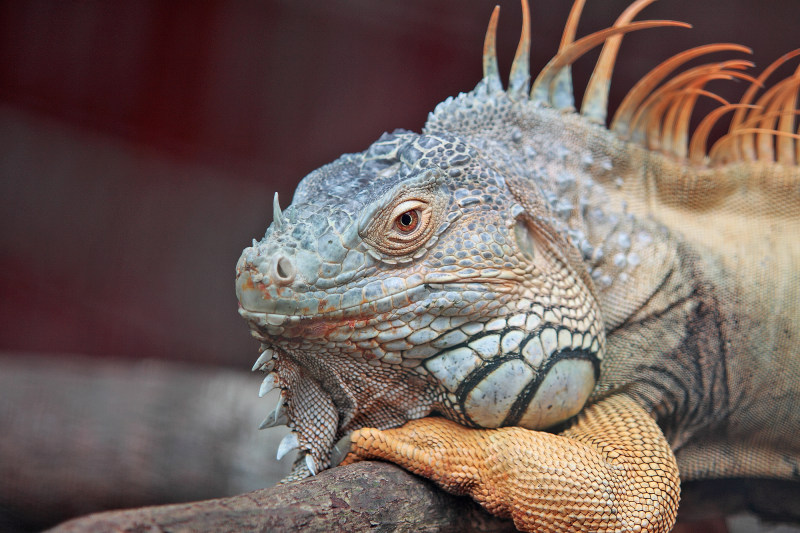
[641,89,684,152]
[482,6,502,92]
[273,192,284,231]
[712,127,800,164]
[757,84,784,161]
[508,0,531,96]
[581,0,659,124]
[659,87,728,158]
[656,62,756,156]
[559,0,586,50]
[611,44,752,136]
[756,76,800,162]
[794,108,800,163]
[532,0,586,107]
[784,80,800,164]
[711,105,800,164]
[776,66,800,165]
[729,50,800,161]
[735,75,800,162]
[627,61,753,146]
[730,51,800,129]
[689,104,757,165]
[667,89,730,159]
[532,20,690,109]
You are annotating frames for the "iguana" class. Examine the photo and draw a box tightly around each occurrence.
[235,0,800,531]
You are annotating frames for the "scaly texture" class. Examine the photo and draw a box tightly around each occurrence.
[235,0,800,530]
[343,395,680,533]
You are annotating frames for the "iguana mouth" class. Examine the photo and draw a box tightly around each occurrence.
[237,262,519,325]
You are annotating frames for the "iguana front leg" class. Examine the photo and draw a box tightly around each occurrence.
[342,394,680,533]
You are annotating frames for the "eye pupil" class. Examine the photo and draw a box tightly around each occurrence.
[396,210,419,232]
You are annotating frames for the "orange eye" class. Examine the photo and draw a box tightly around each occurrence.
[395,209,419,233]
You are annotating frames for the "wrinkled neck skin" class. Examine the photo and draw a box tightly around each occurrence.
[454,91,751,459]
[426,88,682,333]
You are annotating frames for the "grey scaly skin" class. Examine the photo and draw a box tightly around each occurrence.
[236,115,611,476]
[235,0,800,519]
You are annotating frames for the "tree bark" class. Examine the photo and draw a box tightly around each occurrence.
[49,461,516,533]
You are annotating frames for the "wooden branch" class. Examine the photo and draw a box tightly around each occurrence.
[50,462,516,533]
[9,355,800,531]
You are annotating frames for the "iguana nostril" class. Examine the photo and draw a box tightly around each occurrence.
[271,255,296,285]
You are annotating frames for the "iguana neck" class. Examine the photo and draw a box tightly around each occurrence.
[428,95,678,332]
[445,99,800,459]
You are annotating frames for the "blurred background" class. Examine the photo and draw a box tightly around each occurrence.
[0,0,798,531]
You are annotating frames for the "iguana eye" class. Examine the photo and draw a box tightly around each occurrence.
[359,170,449,259]
[395,209,420,233]
[361,198,436,257]
[389,200,428,238]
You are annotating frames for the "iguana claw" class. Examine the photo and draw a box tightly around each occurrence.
[343,395,680,533]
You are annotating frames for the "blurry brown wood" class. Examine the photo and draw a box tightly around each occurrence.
[49,462,516,533]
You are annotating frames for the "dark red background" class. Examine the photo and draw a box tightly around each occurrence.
[1,0,797,370]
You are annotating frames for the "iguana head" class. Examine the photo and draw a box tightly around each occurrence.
[236,115,605,471]
[235,0,696,477]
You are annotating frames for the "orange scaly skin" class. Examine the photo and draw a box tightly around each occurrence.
[344,395,680,533]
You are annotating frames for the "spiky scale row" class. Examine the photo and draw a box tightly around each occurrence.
[611,43,752,135]
[258,395,288,429]
[479,0,800,166]
[533,21,692,109]
[507,0,530,95]
[550,0,585,111]
[481,0,691,111]
[276,432,299,461]
[581,0,660,124]
[272,192,284,231]
[626,60,757,153]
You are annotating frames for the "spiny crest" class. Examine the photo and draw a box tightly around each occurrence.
[475,0,800,167]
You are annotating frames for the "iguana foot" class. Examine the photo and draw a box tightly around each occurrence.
[342,395,680,533]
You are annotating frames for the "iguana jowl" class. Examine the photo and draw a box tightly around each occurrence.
[235,0,800,531]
